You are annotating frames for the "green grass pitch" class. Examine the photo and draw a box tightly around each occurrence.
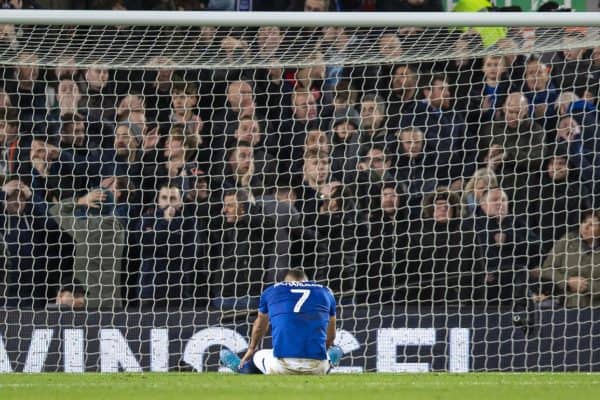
[0,373,599,400]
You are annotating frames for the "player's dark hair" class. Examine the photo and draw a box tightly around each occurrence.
[285,268,308,282]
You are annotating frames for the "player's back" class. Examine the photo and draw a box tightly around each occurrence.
[259,281,336,360]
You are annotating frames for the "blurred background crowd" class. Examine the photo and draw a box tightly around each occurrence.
[0,0,599,312]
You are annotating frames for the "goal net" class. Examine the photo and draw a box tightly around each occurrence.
[0,10,600,373]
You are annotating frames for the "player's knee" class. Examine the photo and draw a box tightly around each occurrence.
[252,349,273,374]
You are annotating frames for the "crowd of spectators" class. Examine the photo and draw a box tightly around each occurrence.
[4,0,444,12]
[0,0,599,312]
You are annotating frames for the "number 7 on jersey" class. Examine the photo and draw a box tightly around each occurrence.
[290,289,310,313]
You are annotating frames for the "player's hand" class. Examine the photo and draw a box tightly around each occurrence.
[77,189,106,209]
[567,276,589,294]
[2,180,21,197]
[239,347,255,369]
[319,181,341,200]
[17,182,32,201]
[485,145,505,170]
[531,293,549,303]
[494,232,506,245]
[166,158,184,177]
[31,158,49,177]
[117,95,144,117]
[163,205,177,221]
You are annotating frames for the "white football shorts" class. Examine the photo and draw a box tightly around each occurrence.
[253,349,330,375]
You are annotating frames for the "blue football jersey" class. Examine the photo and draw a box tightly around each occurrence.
[258,281,336,360]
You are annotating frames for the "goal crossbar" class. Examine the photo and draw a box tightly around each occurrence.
[0,10,600,28]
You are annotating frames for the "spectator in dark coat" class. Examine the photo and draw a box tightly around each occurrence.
[522,56,559,128]
[351,143,397,214]
[294,148,338,226]
[518,144,593,256]
[211,80,257,151]
[358,92,390,147]
[6,52,48,133]
[479,92,546,192]
[447,32,484,115]
[230,115,270,156]
[555,92,599,153]
[208,188,278,310]
[182,163,214,225]
[328,107,360,183]
[549,32,592,97]
[466,54,512,126]
[253,26,288,120]
[496,37,527,88]
[255,190,328,282]
[475,187,541,305]
[28,137,81,203]
[101,174,144,301]
[386,64,424,130]
[345,34,400,98]
[406,189,485,305]
[139,184,200,305]
[364,181,409,303]
[222,140,276,198]
[395,127,438,220]
[228,116,278,186]
[554,116,600,194]
[142,125,198,207]
[169,79,204,147]
[78,66,116,133]
[101,121,145,188]
[314,183,367,296]
[283,54,327,107]
[419,73,472,184]
[0,180,73,308]
[0,107,20,181]
[268,88,321,175]
[57,112,103,193]
[142,62,174,126]
[50,78,83,129]
[587,46,600,101]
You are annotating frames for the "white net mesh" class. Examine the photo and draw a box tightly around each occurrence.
[1,14,600,372]
[1,25,600,68]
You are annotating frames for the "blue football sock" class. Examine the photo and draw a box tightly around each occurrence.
[239,358,262,374]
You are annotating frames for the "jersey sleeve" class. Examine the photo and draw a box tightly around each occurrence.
[327,288,336,317]
[258,289,269,314]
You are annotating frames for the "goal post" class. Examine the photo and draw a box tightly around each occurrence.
[0,10,599,372]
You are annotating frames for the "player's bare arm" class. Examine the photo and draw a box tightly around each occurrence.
[240,311,269,367]
[326,315,336,349]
